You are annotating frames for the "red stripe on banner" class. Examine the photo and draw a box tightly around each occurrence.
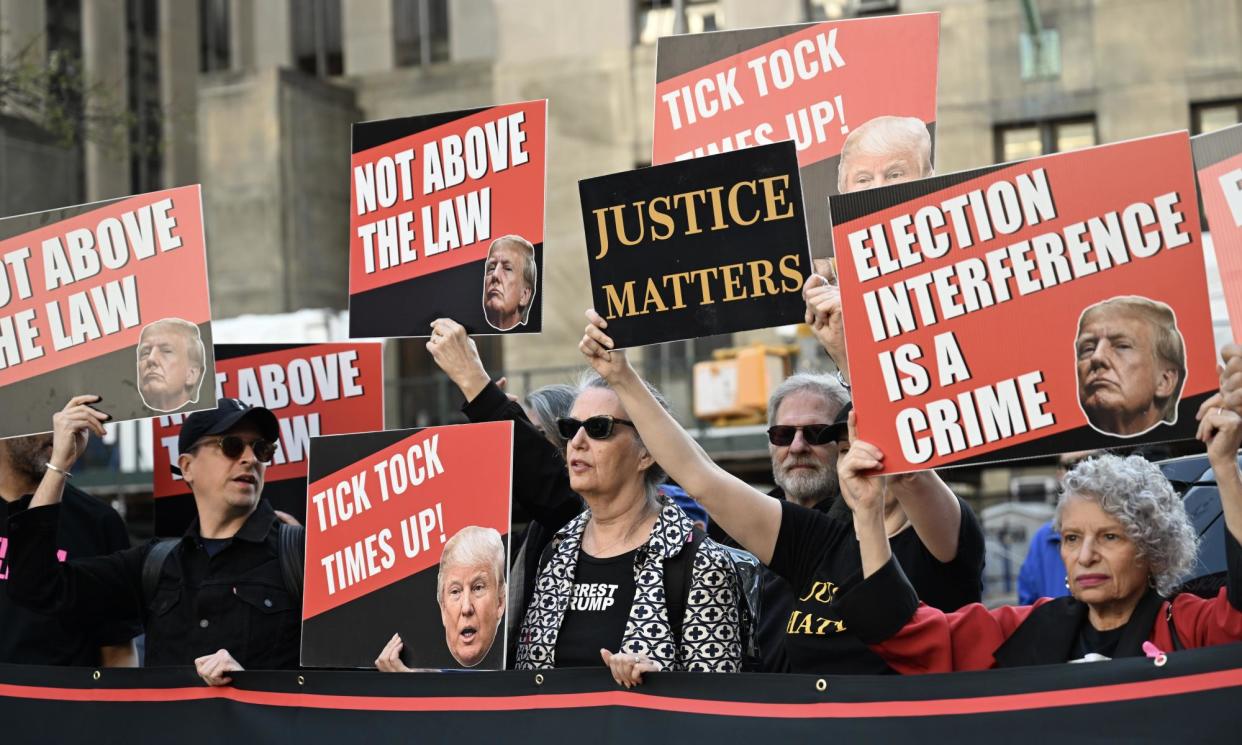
[3,668,1240,717]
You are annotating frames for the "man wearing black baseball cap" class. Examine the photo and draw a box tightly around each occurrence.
[5,395,302,684]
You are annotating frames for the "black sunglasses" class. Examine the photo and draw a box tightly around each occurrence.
[556,415,636,441]
[190,435,277,463]
[766,423,846,447]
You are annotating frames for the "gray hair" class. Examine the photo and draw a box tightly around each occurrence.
[767,372,851,425]
[1054,454,1199,597]
[576,371,671,501]
[525,383,577,448]
[1079,296,1186,424]
[436,526,506,604]
[491,235,537,324]
[837,115,934,192]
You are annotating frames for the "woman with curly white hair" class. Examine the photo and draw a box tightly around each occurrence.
[829,392,1242,670]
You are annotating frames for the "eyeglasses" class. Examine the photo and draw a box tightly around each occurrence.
[189,435,276,463]
[556,415,636,441]
[766,423,845,447]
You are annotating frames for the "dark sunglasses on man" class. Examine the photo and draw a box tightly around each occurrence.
[189,435,277,463]
[766,423,846,447]
[556,415,636,441]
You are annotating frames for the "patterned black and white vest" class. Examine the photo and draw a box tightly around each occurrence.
[514,497,742,672]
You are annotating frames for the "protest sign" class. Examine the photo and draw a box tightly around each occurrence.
[151,342,384,536]
[579,141,811,349]
[654,14,939,260]
[301,421,512,669]
[0,186,216,439]
[832,132,1218,472]
[1193,122,1242,338]
[349,100,547,338]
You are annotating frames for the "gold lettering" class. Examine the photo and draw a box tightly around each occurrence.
[727,180,760,226]
[602,281,640,319]
[592,207,612,259]
[648,196,675,241]
[792,613,814,635]
[671,190,708,235]
[687,267,719,304]
[749,259,776,298]
[705,186,729,231]
[759,175,795,221]
[663,272,690,310]
[720,263,748,302]
[778,253,803,292]
[641,277,669,314]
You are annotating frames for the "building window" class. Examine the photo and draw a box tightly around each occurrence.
[853,0,900,16]
[637,1,722,46]
[127,0,163,193]
[1192,100,1242,135]
[199,0,231,73]
[995,117,1096,163]
[394,0,450,67]
[1019,28,1060,80]
[292,0,343,77]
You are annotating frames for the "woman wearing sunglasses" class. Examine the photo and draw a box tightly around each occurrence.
[419,318,742,684]
[579,307,982,675]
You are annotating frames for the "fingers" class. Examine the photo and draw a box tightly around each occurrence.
[601,650,658,689]
[802,273,827,297]
[272,510,302,527]
[585,308,608,329]
[496,376,507,390]
[375,634,411,672]
[64,394,103,410]
[847,409,859,444]
[583,319,614,350]
[1196,392,1224,421]
[194,649,239,686]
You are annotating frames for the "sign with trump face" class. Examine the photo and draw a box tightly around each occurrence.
[653,13,940,260]
[831,132,1218,472]
[347,100,547,338]
[0,186,217,439]
[301,422,512,670]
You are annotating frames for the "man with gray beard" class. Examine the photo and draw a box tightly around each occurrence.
[0,433,139,666]
[757,373,985,674]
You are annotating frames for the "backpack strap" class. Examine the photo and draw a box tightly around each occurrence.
[1165,601,1185,652]
[278,523,305,600]
[142,539,179,604]
[662,527,705,646]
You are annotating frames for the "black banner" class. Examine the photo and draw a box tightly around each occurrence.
[578,141,811,349]
[1,644,1241,742]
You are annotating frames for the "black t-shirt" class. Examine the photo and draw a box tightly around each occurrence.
[769,497,985,674]
[0,485,140,665]
[554,549,639,667]
[1073,623,1125,660]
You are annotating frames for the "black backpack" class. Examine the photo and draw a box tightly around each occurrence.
[538,527,762,668]
[141,523,305,604]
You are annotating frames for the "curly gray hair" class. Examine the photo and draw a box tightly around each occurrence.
[1054,454,1199,597]
[577,371,671,501]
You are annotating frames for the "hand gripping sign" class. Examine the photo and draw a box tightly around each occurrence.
[0,186,216,438]
[301,421,512,670]
[348,100,547,338]
[151,342,384,535]
[654,13,939,260]
[832,132,1218,473]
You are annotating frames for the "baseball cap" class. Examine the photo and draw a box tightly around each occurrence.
[171,398,280,475]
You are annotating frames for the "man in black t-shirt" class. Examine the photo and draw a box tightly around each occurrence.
[761,373,986,674]
[0,434,139,666]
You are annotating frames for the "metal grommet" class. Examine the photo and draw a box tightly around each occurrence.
[1154,654,1168,667]
[297,675,306,686]
[92,670,101,681]
[815,678,827,692]
[534,673,545,686]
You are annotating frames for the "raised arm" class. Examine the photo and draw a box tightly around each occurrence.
[579,310,781,564]
[1199,392,1242,546]
[888,470,963,563]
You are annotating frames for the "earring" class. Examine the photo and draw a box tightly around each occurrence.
[1064,575,1069,590]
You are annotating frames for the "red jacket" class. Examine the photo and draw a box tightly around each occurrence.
[836,531,1242,674]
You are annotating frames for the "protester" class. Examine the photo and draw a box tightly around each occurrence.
[1017,451,1099,604]
[0,434,139,667]
[5,396,302,684]
[578,310,984,674]
[1075,296,1186,437]
[833,394,1242,671]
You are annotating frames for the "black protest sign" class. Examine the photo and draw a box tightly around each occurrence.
[579,142,811,349]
